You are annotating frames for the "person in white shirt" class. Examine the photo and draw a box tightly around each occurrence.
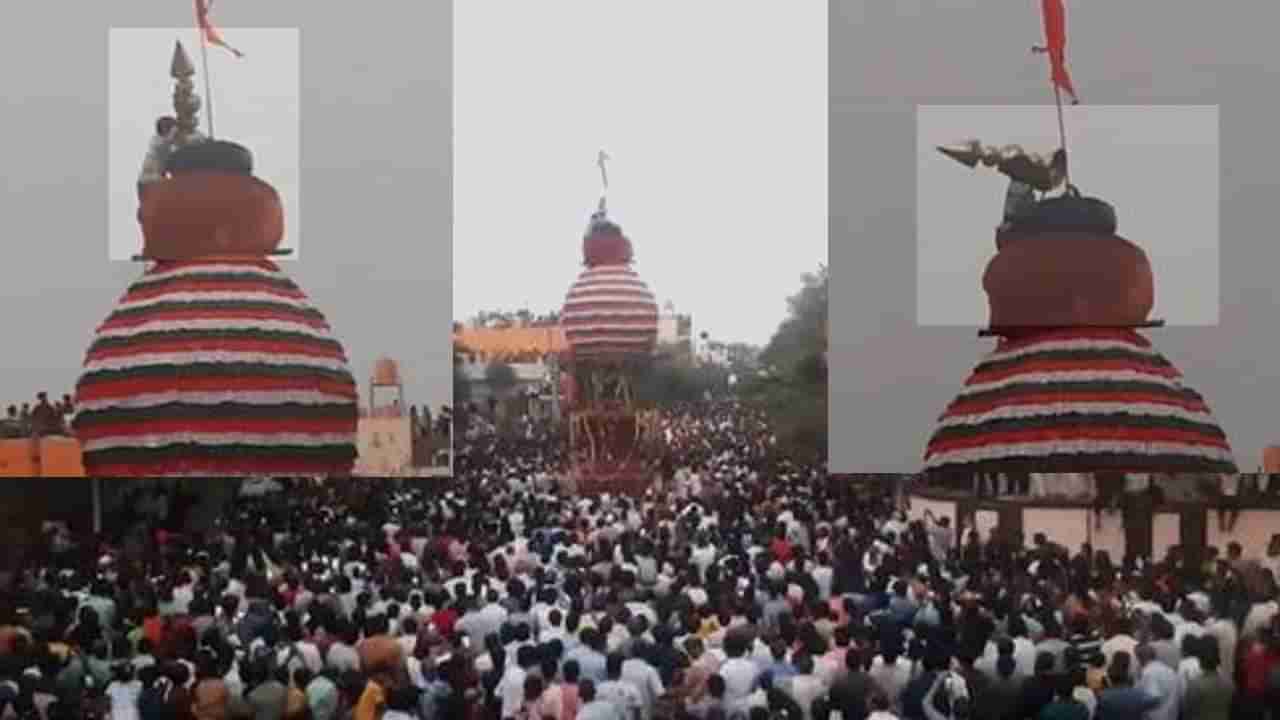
[326,626,362,674]
[1259,533,1280,582]
[1176,634,1204,698]
[690,537,717,583]
[783,654,829,720]
[621,655,664,720]
[541,608,570,645]
[867,691,902,720]
[719,635,762,714]
[495,648,531,720]
[578,679,626,720]
[1137,643,1181,720]
[868,648,914,711]
[882,512,908,540]
[277,633,324,676]
[811,552,835,601]
[1241,598,1279,640]
[137,117,178,200]
[598,654,643,720]
[1100,620,1140,682]
[106,664,142,720]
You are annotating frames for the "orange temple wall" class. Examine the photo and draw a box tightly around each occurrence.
[0,438,87,477]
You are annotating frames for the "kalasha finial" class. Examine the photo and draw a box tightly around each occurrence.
[597,150,610,191]
[582,150,632,265]
[588,150,614,230]
[937,140,1067,193]
[595,149,611,217]
[170,40,204,146]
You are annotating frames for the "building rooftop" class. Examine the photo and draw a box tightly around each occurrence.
[454,325,567,361]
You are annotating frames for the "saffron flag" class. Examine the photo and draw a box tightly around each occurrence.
[1035,0,1077,104]
[195,0,244,58]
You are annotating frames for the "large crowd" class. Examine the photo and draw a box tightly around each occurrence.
[1,402,1278,720]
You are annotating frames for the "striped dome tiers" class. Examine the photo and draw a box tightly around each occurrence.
[74,259,359,477]
[561,264,659,360]
[923,328,1236,474]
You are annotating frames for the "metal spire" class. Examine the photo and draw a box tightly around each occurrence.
[596,149,610,214]
[170,40,204,147]
[937,140,1067,194]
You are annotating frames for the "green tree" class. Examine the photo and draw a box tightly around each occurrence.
[630,354,727,408]
[760,265,827,376]
[741,264,828,462]
[453,364,471,406]
[451,348,472,434]
[484,361,519,397]
[724,342,762,376]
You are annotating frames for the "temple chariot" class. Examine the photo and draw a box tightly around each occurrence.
[559,153,664,493]
[72,41,358,478]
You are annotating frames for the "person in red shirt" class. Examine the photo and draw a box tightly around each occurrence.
[430,599,460,638]
[770,527,793,565]
[1237,623,1280,716]
[142,609,166,655]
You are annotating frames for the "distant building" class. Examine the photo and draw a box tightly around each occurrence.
[656,300,694,360]
[454,309,694,415]
[355,415,413,476]
[354,357,414,476]
[698,339,730,367]
[454,324,567,365]
[454,323,567,420]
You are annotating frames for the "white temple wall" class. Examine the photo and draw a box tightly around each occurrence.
[1153,512,1182,559]
[905,496,957,527]
[1207,510,1280,556]
[1023,508,1083,551]
[905,493,1277,561]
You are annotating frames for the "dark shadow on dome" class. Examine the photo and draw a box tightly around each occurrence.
[1008,189,1117,237]
[167,139,254,176]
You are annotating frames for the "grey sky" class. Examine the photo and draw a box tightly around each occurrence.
[831,0,1280,473]
[1,1,451,413]
[453,1,827,348]
[918,105,1219,326]
[109,28,301,261]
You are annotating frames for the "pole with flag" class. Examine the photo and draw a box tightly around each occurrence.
[1032,0,1078,187]
[194,0,245,139]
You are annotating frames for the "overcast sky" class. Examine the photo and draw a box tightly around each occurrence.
[453,1,827,348]
[918,105,1219,326]
[109,28,300,261]
[1,1,451,413]
[831,0,1280,473]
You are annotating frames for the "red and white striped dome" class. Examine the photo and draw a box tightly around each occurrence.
[923,328,1235,474]
[562,264,659,360]
[73,258,359,478]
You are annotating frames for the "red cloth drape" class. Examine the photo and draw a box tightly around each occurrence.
[1040,0,1078,103]
[195,0,245,58]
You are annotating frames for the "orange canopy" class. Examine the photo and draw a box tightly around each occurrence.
[0,438,86,477]
[454,326,567,361]
[1264,445,1280,472]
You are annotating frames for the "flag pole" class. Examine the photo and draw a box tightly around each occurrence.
[1053,85,1068,187]
[198,29,216,139]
